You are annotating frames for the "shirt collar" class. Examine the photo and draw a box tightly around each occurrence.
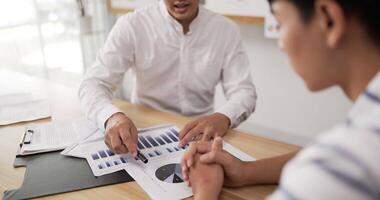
[365,71,380,94]
[159,0,203,35]
[346,71,380,126]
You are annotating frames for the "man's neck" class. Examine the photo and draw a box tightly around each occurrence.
[340,46,380,102]
[173,8,199,34]
[181,21,191,34]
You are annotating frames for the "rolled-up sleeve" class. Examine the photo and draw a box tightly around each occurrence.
[78,15,135,130]
[215,26,257,128]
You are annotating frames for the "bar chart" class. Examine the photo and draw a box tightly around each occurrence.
[86,125,187,176]
[137,128,187,159]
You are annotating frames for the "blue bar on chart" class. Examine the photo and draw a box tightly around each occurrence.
[146,135,159,147]
[154,136,166,145]
[154,150,161,156]
[106,149,115,156]
[105,161,112,167]
[120,157,127,163]
[91,153,100,160]
[170,128,180,137]
[98,150,107,158]
[166,132,178,142]
[114,160,121,165]
[137,141,145,149]
[139,136,152,148]
[160,134,172,143]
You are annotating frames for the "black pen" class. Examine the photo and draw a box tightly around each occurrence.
[137,150,148,164]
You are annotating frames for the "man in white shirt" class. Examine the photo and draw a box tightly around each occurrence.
[79,0,257,156]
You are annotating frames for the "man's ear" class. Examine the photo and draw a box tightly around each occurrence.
[315,0,346,48]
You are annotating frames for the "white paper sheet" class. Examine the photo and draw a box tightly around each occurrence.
[0,99,51,125]
[61,132,104,158]
[126,127,254,200]
[20,119,101,155]
[125,154,193,200]
[0,93,33,106]
[84,125,255,200]
[83,140,132,176]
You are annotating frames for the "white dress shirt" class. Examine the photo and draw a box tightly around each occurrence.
[79,1,257,130]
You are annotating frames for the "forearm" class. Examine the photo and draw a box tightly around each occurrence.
[219,31,257,128]
[79,16,135,129]
[79,79,121,129]
[242,151,300,185]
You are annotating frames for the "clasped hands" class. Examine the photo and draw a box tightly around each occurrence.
[180,136,249,200]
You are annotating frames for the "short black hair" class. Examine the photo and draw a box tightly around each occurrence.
[268,0,380,46]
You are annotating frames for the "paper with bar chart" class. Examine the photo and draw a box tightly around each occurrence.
[85,140,131,176]
[85,124,255,199]
[126,125,255,200]
[85,125,189,176]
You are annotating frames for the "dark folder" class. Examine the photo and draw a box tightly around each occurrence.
[3,151,134,200]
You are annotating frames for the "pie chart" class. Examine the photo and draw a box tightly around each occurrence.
[155,163,184,183]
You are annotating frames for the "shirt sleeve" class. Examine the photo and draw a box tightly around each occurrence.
[215,25,257,128]
[78,15,135,130]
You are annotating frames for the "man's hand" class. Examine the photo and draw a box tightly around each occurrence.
[181,137,247,187]
[188,154,224,200]
[104,112,138,156]
[178,113,230,147]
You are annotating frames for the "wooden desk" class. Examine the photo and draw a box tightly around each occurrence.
[0,69,299,199]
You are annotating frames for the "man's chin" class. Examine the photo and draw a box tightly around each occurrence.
[173,11,190,17]
[172,14,192,22]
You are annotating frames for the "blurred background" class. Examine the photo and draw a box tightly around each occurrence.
[0,0,114,86]
[0,0,352,146]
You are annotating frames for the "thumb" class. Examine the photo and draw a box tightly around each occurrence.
[199,137,226,165]
[212,136,223,151]
[199,150,228,166]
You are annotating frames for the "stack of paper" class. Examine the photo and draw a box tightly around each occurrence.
[20,119,103,156]
[0,93,51,125]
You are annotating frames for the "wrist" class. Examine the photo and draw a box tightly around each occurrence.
[214,112,231,128]
[105,112,126,129]
[194,185,221,200]
[240,161,262,186]
[239,161,252,186]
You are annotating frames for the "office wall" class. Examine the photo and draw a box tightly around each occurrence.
[214,24,353,145]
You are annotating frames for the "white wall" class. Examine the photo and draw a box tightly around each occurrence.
[215,24,353,145]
